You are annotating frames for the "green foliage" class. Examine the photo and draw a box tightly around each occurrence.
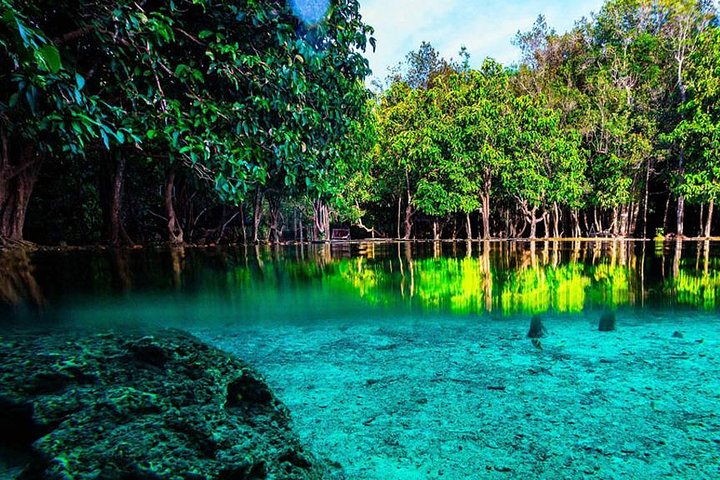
[0,0,119,156]
[4,0,720,244]
[1,0,374,244]
[672,26,720,204]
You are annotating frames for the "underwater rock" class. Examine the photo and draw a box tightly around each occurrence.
[0,329,333,479]
[527,315,546,339]
[598,312,617,332]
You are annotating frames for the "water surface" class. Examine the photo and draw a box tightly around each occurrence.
[2,240,719,326]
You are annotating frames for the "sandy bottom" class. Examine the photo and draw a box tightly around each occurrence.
[193,311,720,479]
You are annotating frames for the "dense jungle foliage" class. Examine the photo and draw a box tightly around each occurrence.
[1,0,719,246]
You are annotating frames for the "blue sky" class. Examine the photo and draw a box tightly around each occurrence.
[359,0,606,84]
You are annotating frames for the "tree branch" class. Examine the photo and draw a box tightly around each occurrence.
[53,27,92,45]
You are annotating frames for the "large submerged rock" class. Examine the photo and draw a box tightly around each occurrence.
[0,329,333,479]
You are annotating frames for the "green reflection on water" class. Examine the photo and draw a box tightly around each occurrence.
[1,240,719,324]
[325,242,643,315]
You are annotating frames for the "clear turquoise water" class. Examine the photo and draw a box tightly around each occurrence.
[2,240,719,479]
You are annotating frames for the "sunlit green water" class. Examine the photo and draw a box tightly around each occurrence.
[1,240,719,326]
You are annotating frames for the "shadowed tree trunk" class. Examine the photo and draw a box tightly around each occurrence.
[522,204,542,239]
[298,208,304,243]
[267,195,282,244]
[106,153,133,247]
[239,204,247,245]
[252,189,264,244]
[164,164,184,245]
[0,131,41,246]
[480,189,491,239]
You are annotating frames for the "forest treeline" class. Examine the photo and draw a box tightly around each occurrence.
[1,0,719,246]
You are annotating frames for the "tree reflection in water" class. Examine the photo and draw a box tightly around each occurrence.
[0,250,44,306]
[1,241,719,318]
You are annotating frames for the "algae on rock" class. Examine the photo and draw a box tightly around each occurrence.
[0,329,338,479]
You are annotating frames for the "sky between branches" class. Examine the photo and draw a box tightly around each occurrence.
[360,0,605,84]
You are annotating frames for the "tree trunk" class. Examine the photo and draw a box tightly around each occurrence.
[676,195,685,237]
[466,213,472,241]
[298,209,304,243]
[505,208,512,238]
[704,200,714,238]
[662,192,671,234]
[553,202,560,239]
[403,172,413,240]
[402,197,413,240]
[480,190,491,239]
[432,218,440,241]
[313,200,330,241]
[239,204,247,245]
[630,202,640,238]
[529,216,538,239]
[524,205,540,239]
[676,54,688,238]
[482,176,491,239]
[108,153,127,247]
[617,205,629,237]
[571,209,581,238]
[267,196,282,244]
[611,207,619,237]
[252,189,263,244]
[698,204,705,238]
[396,196,401,239]
[325,211,330,241]
[164,164,184,245]
[292,209,297,242]
[0,136,41,245]
[642,158,651,239]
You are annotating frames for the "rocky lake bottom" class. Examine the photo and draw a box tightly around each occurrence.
[193,311,720,479]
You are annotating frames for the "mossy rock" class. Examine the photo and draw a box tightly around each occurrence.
[0,329,337,479]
